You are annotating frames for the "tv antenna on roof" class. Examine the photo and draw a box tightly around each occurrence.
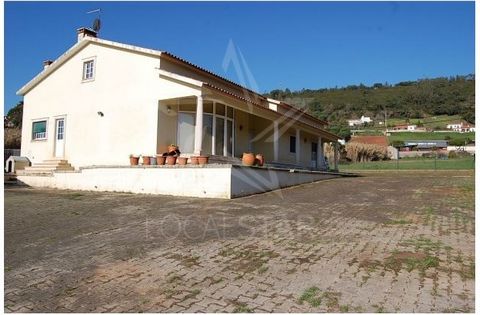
[87,8,102,33]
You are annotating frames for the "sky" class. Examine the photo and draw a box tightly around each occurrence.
[4,1,475,113]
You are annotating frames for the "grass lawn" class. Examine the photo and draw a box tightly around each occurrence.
[339,157,475,171]
[387,132,474,143]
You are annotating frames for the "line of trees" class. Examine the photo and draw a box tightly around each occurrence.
[266,75,475,139]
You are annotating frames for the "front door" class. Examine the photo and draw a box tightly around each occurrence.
[54,118,65,158]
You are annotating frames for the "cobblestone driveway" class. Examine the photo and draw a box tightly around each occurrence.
[4,171,474,312]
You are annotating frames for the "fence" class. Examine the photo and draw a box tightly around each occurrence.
[339,155,475,171]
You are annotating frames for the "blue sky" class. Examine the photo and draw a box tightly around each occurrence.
[4,1,475,113]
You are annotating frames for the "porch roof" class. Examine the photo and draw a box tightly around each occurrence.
[202,83,341,141]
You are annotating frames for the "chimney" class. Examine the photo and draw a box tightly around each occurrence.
[77,27,97,42]
[43,60,53,70]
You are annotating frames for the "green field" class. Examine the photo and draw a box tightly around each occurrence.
[384,115,463,129]
[388,132,474,143]
[339,157,475,171]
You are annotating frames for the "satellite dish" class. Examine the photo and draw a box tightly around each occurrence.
[93,18,101,32]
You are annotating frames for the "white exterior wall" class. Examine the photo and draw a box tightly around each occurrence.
[21,41,200,168]
[17,165,339,199]
[18,167,232,199]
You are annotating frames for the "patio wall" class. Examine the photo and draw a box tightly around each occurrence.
[17,165,341,199]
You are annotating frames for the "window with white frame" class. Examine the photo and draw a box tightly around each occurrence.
[32,120,47,140]
[82,60,95,80]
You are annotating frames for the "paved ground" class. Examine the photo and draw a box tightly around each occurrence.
[4,171,475,312]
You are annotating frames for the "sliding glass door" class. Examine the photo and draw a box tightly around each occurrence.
[202,115,213,155]
[177,102,234,156]
[215,117,224,155]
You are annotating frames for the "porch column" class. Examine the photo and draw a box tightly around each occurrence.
[273,120,279,162]
[295,128,301,165]
[194,95,203,155]
[317,136,325,170]
[333,141,339,171]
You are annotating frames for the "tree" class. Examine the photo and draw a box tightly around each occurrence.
[327,121,351,141]
[6,101,23,128]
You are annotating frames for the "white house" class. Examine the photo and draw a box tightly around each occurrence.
[390,124,418,132]
[447,122,475,133]
[446,123,462,130]
[15,28,341,198]
[347,115,371,127]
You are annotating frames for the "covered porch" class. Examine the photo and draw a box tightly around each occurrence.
[156,90,340,171]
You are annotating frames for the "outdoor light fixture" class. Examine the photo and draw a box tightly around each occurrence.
[239,125,243,131]
[97,111,104,117]
[167,105,172,113]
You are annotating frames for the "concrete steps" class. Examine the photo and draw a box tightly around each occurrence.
[4,173,17,184]
[21,159,75,175]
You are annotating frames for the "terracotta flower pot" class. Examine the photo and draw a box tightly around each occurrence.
[129,156,139,166]
[166,156,177,165]
[255,154,265,167]
[242,153,256,166]
[168,145,178,153]
[156,155,166,165]
[198,156,209,165]
[142,156,151,165]
[177,157,188,165]
[190,156,199,165]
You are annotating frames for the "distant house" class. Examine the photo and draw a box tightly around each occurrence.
[349,135,388,147]
[347,115,372,127]
[447,122,475,133]
[392,124,417,131]
[390,124,427,132]
[460,123,475,133]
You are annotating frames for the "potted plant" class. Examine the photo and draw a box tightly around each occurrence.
[190,156,199,165]
[129,154,140,166]
[242,152,255,166]
[255,154,265,167]
[168,144,178,153]
[156,154,166,165]
[198,156,209,165]
[166,155,177,165]
[177,157,188,165]
[142,155,151,165]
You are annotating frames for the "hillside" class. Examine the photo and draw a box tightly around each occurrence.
[265,75,475,138]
